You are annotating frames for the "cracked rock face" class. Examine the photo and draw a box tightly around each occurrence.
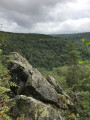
[8,52,74,120]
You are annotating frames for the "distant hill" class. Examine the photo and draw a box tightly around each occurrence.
[51,32,90,41]
[0,31,90,70]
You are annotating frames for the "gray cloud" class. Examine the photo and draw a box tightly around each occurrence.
[0,0,90,33]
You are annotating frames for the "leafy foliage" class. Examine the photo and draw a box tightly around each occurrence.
[0,31,16,120]
[82,38,90,45]
[0,50,11,120]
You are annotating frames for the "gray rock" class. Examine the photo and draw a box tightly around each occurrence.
[25,70,58,104]
[8,52,74,110]
[10,95,64,120]
[8,52,58,105]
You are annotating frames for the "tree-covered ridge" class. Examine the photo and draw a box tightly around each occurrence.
[51,32,90,42]
[0,31,90,70]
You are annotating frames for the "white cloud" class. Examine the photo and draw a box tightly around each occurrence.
[30,18,90,34]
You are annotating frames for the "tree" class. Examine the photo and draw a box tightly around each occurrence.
[63,42,80,87]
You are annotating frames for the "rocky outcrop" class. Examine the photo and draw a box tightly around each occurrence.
[8,52,74,120]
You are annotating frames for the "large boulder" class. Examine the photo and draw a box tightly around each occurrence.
[10,95,64,120]
[8,52,58,106]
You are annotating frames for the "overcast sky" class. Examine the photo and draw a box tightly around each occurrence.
[0,0,90,34]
